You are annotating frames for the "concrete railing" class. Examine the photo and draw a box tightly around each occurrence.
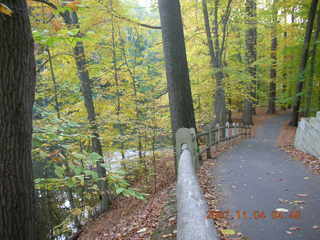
[176,128,218,240]
[295,111,320,159]
[175,124,251,240]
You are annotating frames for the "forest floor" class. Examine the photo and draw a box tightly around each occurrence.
[212,113,320,240]
[78,108,272,240]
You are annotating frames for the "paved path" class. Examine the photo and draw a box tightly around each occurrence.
[213,114,320,240]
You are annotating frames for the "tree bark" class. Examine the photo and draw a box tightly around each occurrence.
[0,0,36,239]
[281,10,288,111]
[158,0,197,167]
[47,48,61,119]
[290,0,319,126]
[110,0,126,163]
[212,0,232,125]
[243,0,257,125]
[202,0,215,68]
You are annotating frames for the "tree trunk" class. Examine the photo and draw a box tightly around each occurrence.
[117,28,144,166]
[202,0,215,68]
[0,0,36,239]
[158,0,197,167]
[290,0,319,126]
[212,0,228,125]
[305,10,320,116]
[62,11,110,212]
[243,0,257,125]
[267,0,278,114]
[47,48,61,119]
[110,0,126,165]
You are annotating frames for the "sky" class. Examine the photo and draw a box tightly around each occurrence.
[137,0,152,8]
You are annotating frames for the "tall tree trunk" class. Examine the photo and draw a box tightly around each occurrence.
[281,12,288,111]
[212,0,228,125]
[117,28,144,164]
[158,0,197,168]
[202,0,215,68]
[202,0,232,125]
[0,0,36,239]
[305,10,320,116]
[267,0,278,114]
[290,0,319,126]
[47,48,61,119]
[62,11,110,212]
[243,0,257,125]
[110,0,126,162]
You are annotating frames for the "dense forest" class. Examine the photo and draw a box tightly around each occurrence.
[1,0,320,239]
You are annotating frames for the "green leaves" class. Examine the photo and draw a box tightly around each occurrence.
[32,28,82,47]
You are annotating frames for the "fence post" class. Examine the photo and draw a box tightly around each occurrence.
[241,122,244,137]
[176,128,198,170]
[235,123,239,137]
[215,123,220,148]
[232,122,236,138]
[225,121,230,140]
[206,125,212,159]
[212,128,216,153]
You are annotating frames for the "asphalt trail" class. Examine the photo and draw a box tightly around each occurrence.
[213,114,320,240]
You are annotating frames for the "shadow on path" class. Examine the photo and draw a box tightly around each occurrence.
[213,114,320,240]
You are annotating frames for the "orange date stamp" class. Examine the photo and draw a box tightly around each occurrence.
[207,209,301,220]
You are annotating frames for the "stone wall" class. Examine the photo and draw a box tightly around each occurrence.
[294,112,320,159]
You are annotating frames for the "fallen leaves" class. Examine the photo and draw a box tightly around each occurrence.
[275,208,289,213]
[296,193,309,198]
[78,152,177,240]
[285,230,293,235]
[161,233,174,238]
[221,229,236,235]
[278,121,320,175]
[288,226,301,231]
[136,227,147,233]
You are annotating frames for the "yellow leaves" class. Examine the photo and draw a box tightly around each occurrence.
[52,19,63,32]
[65,1,81,11]
[220,229,236,236]
[71,208,82,216]
[0,3,13,16]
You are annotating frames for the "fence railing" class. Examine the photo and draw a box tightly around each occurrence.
[175,122,252,240]
[197,122,252,159]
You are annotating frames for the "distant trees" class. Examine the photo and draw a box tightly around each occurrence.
[0,0,36,239]
[267,0,278,114]
[201,0,232,125]
[243,0,257,124]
